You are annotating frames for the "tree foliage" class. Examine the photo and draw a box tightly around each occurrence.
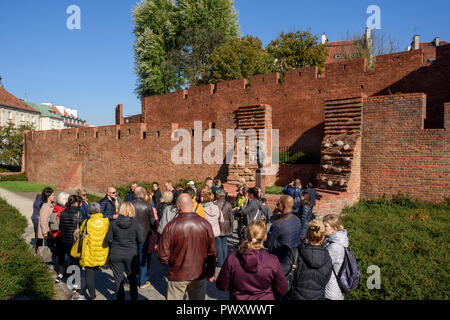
[266,30,328,74]
[133,0,181,97]
[0,122,34,166]
[133,0,239,96]
[211,35,272,83]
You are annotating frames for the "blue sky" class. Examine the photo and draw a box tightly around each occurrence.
[0,0,449,126]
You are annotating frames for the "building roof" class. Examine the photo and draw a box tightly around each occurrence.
[0,87,40,113]
[51,106,63,116]
[27,103,64,120]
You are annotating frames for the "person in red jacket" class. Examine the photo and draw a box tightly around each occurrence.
[216,220,288,300]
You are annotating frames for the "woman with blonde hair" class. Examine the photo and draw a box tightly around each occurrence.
[323,214,349,300]
[105,202,144,300]
[216,220,288,300]
[280,219,333,300]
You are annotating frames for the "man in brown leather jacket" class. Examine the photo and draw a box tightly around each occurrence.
[157,193,217,300]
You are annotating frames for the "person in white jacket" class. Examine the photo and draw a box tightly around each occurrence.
[323,214,349,300]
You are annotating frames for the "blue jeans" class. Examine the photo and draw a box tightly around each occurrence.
[215,236,228,267]
[137,239,151,286]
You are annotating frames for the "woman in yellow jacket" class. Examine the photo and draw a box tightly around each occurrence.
[79,202,109,300]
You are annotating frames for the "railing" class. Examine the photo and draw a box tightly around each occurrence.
[274,146,321,165]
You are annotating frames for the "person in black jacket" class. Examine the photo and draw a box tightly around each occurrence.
[152,182,162,209]
[131,187,156,289]
[105,202,144,300]
[125,182,138,202]
[299,191,314,242]
[58,195,84,286]
[279,219,332,300]
[99,187,123,221]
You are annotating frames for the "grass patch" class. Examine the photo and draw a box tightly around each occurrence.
[265,185,284,195]
[0,197,54,299]
[0,181,55,192]
[341,195,450,300]
[0,172,27,181]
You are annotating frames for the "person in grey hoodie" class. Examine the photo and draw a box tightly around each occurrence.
[323,214,349,300]
[105,202,144,300]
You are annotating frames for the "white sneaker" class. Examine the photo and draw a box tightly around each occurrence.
[71,294,86,300]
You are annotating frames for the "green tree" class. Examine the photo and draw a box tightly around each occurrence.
[173,0,240,87]
[133,0,181,97]
[0,122,34,167]
[211,35,272,83]
[174,27,227,87]
[134,0,240,95]
[266,30,328,74]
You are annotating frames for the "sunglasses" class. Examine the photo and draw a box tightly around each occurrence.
[81,194,87,197]
[109,191,117,194]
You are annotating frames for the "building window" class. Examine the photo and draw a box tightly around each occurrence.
[21,114,25,121]
[8,111,12,120]
[32,116,35,123]
[334,54,342,59]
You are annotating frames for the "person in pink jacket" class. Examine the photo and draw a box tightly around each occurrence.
[216,220,288,300]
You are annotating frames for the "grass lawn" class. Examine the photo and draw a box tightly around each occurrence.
[265,185,284,195]
[0,181,56,193]
[0,197,54,299]
[341,196,450,300]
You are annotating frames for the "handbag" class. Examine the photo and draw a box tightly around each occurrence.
[71,220,87,258]
[37,240,53,263]
[73,210,81,242]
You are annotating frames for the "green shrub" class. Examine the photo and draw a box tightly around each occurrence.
[341,196,450,300]
[115,179,206,200]
[86,194,103,203]
[0,198,54,299]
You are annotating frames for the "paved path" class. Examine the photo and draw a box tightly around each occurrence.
[0,188,235,300]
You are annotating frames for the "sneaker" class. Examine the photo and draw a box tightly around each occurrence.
[71,294,86,300]
[139,281,151,289]
[55,275,63,283]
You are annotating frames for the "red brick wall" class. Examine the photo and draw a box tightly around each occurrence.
[141,45,450,151]
[24,124,230,193]
[361,93,449,202]
[24,46,450,198]
[265,164,320,187]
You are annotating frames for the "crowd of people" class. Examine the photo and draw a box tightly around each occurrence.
[32,177,354,301]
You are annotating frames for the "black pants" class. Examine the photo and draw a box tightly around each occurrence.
[33,221,43,253]
[56,240,78,276]
[85,267,99,299]
[110,254,139,300]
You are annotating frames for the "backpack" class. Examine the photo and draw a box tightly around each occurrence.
[332,247,361,294]
[49,210,60,233]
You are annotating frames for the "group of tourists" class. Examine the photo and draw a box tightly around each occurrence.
[32,176,357,301]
